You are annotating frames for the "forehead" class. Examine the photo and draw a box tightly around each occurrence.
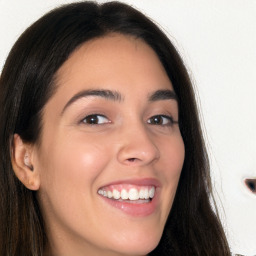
[54,33,173,96]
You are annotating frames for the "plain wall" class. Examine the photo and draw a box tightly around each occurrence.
[0,0,255,255]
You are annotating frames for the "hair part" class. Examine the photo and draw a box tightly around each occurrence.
[0,2,231,255]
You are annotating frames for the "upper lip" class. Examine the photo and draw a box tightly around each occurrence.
[99,178,161,189]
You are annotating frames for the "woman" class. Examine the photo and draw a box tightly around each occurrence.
[0,1,231,255]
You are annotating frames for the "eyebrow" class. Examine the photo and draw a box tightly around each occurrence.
[61,89,123,115]
[148,89,178,102]
[61,88,177,115]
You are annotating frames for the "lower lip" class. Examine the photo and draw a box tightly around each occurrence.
[99,190,159,217]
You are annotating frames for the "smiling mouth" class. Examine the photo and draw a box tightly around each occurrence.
[97,179,160,216]
[97,186,155,202]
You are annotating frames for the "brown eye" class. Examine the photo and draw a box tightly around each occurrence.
[82,114,109,125]
[147,115,174,126]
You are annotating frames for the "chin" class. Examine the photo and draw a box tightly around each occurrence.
[106,229,162,256]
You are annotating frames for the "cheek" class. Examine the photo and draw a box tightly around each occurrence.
[38,134,112,204]
[161,134,185,176]
[159,135,185,201]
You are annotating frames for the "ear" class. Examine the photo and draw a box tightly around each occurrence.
[11,134,40,191]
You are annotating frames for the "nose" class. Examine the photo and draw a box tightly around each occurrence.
[116,124,160,166]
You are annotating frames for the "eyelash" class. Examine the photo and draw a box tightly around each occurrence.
[81,114,178,126]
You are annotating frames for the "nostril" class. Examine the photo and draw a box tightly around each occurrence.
[244,179,256,193]
[128,158,136,162]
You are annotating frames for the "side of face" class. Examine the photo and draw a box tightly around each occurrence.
[26,34,185,256]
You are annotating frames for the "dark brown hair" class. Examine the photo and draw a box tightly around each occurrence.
[0,1,231,255]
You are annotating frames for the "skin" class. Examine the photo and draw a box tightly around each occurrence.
[28,34,185,256]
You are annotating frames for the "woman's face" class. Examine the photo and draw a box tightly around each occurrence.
[33,34,185,256]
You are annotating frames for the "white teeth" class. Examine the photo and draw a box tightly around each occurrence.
[121,189,129,200]
[107,191,112,198]
[139,189,145,199]
[149,187,155,198]
[98,186,155,200]
[129,188,139,200]
[98,189,103,195]
[144,189,149,199]
[113,189,120,199]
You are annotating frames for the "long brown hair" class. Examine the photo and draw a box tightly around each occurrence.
[0,2,231,255]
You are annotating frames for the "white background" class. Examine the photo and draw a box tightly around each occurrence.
[0,0,255,255]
